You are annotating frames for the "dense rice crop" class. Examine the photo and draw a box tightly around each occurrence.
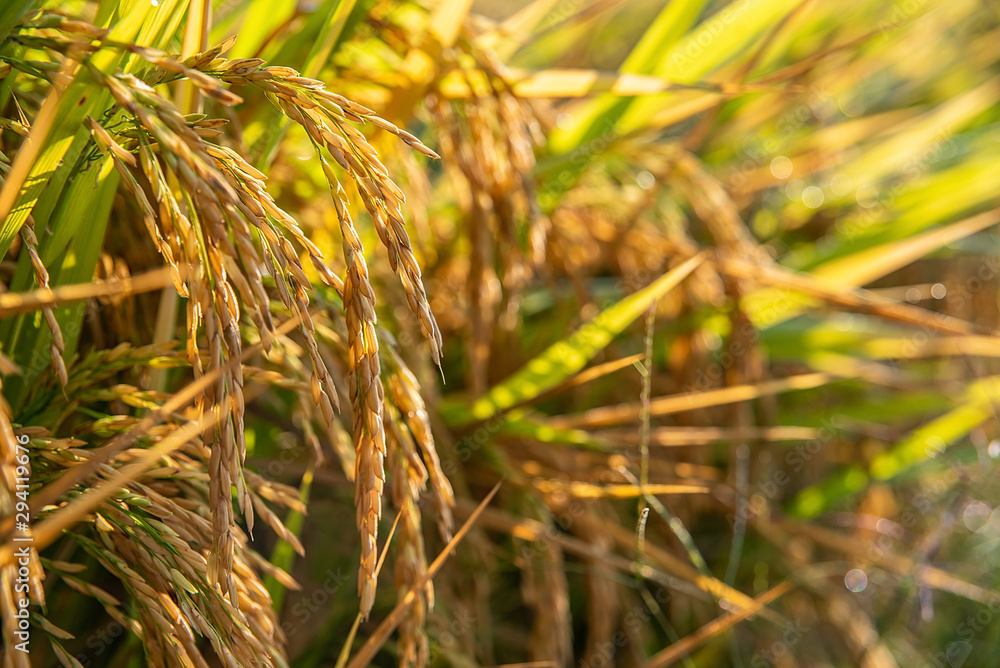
[1,0,999,666]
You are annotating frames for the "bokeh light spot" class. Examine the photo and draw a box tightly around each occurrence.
[802,186,825,209]
[770,156,793,179]
[845,568,868,592]
[963,501,991,532]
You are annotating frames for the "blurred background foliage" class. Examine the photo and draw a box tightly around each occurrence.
[2,0,1000,666]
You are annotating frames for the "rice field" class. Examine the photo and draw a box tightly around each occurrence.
[1,0,999,666]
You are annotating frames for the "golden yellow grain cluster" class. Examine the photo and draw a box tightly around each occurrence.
[427,49,545,396]
[382,341,455,664]
[77,32,446,619]
[8,10,455,665]
[12,351,309,667]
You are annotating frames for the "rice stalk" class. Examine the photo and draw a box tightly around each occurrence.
[65,27,445,616]
[17,219,67,388]
[387,418,431,668]
[424,41,545,395]
[9,348,312,667]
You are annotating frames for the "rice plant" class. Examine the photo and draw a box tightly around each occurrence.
[1,0,999,666]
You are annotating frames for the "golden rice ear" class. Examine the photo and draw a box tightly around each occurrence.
[425,59,544,396]
[3,7,452,667]
[388,422,432,668]
[82,56,368,611]
[382,341,455,540]
[334,187,387,619]
[225,63,444,367]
